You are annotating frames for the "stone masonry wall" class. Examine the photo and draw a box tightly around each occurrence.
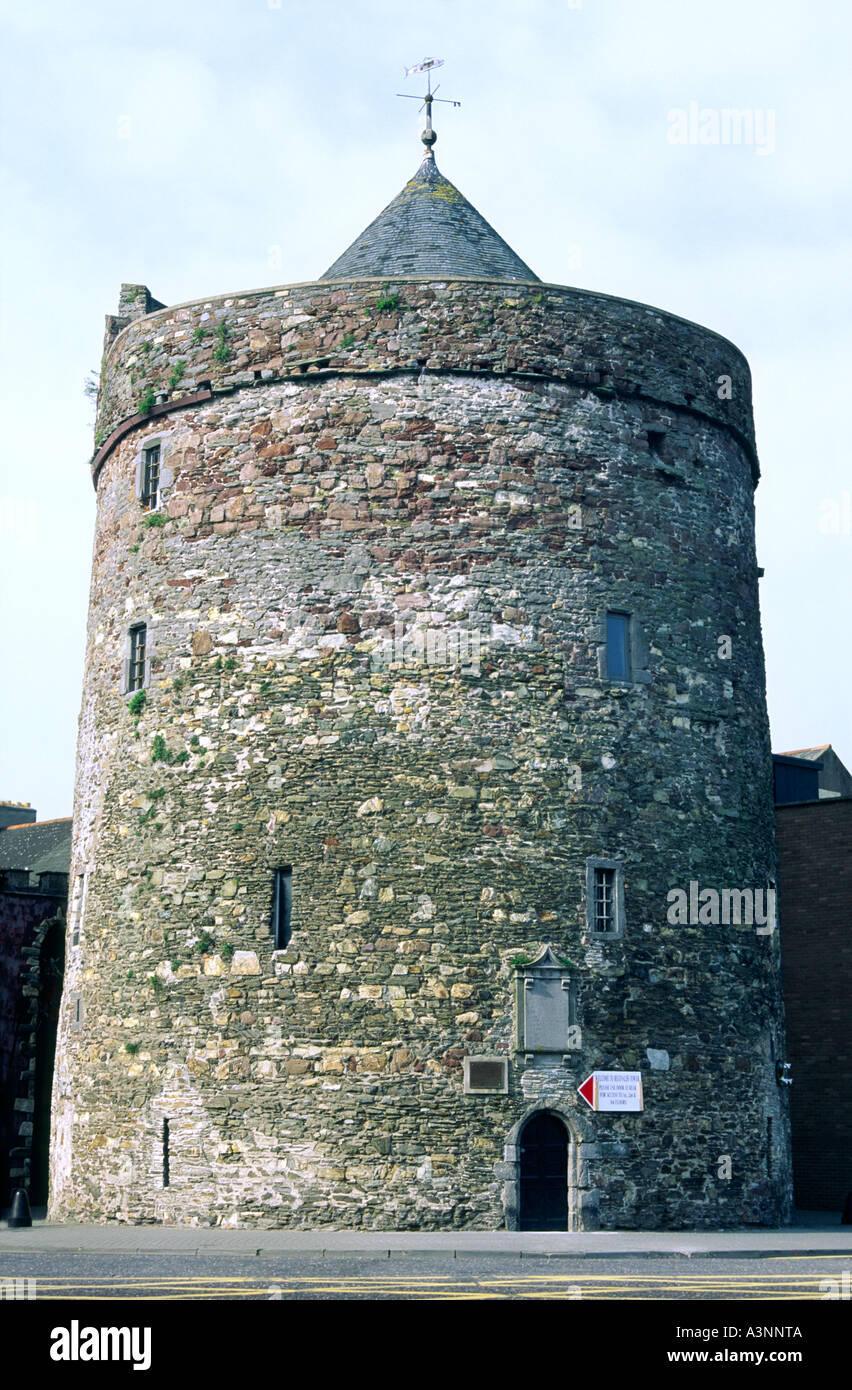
[49,277,791,1229]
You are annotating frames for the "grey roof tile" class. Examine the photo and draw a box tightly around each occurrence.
[321,152,538,283]
[0,818,72,874]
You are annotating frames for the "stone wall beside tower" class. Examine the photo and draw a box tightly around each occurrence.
[49,272,792,1229]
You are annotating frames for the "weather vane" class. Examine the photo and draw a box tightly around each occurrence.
[397,57,460,155]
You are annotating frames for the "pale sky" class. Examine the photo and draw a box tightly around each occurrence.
[1,0,849,819]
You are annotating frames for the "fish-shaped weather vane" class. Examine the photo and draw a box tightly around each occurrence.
[397,56,460,153]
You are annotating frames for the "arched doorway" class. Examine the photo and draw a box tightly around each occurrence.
[519,1110,568,1231]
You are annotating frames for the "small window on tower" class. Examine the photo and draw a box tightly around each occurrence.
[128,624,147,693]
[69,871,88,947]
[594,866,615,932]
[272,867,293,949]
[141,444,161,511]
[606,611,631,681]
[585,857,625,938]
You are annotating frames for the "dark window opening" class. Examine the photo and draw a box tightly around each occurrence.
[128,624,147,692]
[594,866,616,933]
[272,867,293,949]
[162,1118,170,1188]
[141,444,161,510]
[647,430,666,456]
[606,611,630,681]
[766,1117,773,1178]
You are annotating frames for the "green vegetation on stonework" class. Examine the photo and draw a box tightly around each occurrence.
[138,786,167,825]
[376,286,401,313]
[341,332,355,349]
[138,387,156,415]
[83,371,99,401]
[151,734,171,763]
[143,511,166,528]
[125,1041,140,1055]
[191,326,206,345]
[127,690,146,717]
[509,954,534,968]
[149,974,165,993]
[220,943,235,962]
[196,932,215,954]
[233,823,243,833]
[168,359,186,391]
[213,322,231,363]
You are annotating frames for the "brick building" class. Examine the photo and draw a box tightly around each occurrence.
[775,756,852,1212]
[0,806,70,1208]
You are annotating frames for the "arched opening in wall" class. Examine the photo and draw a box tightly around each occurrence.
[518,1110,569,1231]
[30,921,65,1208]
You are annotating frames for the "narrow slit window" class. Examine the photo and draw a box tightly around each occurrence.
[606,611,631,681]
[766,1116,773,1178]
[272,867,293,949]
[594,866,616,933]
[69,871,87,946]
[162,1118,170,1188]
[141,444,161,510]
[586,857,625,937]
[128,624,147,692]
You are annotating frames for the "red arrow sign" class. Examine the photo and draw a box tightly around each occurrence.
[578,1074,596,1109]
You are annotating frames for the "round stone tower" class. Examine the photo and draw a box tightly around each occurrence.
[50,129,792,1230]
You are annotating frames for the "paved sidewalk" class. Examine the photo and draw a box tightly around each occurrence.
[1,1215,851,1259]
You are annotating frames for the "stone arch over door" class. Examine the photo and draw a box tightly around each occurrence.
[501,1104,599,1232]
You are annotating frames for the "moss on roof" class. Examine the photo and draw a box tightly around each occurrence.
[321,152,538,283]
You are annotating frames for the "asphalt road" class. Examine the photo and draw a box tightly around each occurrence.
[1,1251,850,1300]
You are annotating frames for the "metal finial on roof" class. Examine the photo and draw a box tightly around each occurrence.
[397,57,460,159]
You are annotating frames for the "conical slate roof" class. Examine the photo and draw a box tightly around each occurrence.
[320,150,539,282]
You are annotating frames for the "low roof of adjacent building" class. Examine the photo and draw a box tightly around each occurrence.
[0,817,73,874]
[773,744,852,802]
[321,148,539,283]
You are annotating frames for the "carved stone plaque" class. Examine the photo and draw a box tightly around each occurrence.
[523,973,573,1051]
[514,945,578,1058]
